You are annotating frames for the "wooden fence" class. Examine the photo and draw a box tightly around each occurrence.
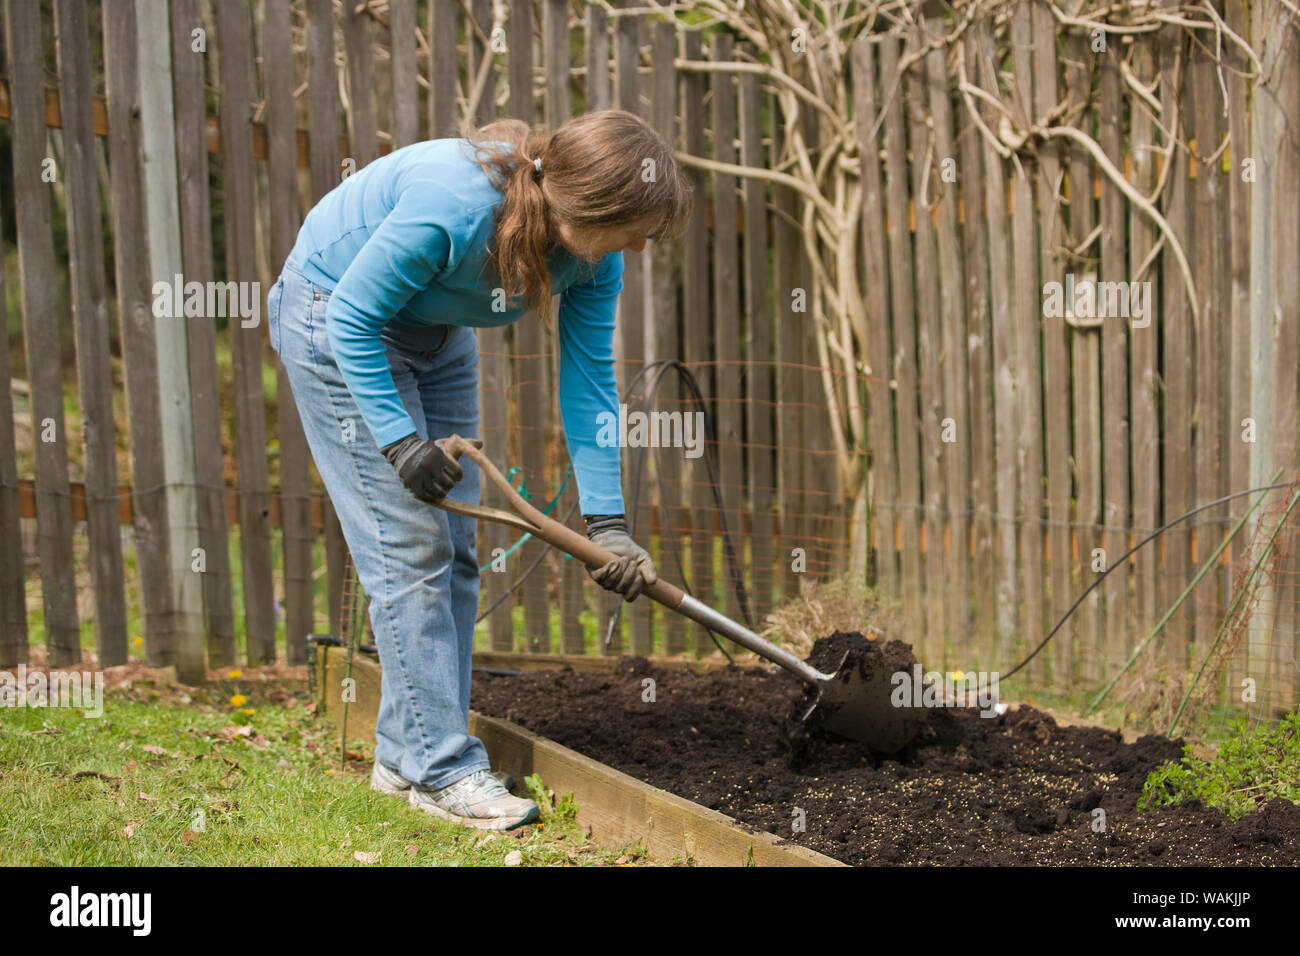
[1,0,1297,720]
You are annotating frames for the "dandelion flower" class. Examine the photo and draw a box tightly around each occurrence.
[230,694,247,708]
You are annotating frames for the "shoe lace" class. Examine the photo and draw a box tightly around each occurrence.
[463,769,508,798]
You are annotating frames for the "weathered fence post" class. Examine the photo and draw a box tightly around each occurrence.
[5,0,82,668]
[136,0,207,681]
[56,0,129,669]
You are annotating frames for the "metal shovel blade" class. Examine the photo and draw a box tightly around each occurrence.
[807,651,929,754]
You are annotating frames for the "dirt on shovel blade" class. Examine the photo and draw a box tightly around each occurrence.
[786,630,933,762]
[470,631,1300,865]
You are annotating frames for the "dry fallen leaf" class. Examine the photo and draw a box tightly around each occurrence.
[503,850,523,866]
[123,821,137,838]
[137,792,156,802]
[141,744,169,756]
[123,760,138,771]
[181,829,200,845]
[353,851,380,865]
[404,844,419,856]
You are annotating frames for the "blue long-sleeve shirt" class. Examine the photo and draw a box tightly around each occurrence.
[287,138,625,515]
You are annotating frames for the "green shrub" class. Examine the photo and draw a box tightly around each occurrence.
[1138,712,1300,820]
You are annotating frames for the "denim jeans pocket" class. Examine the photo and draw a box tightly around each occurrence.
[268,276,285,354]
[308,284,333,342]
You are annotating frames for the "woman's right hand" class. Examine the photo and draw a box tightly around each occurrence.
[381,434,482,504]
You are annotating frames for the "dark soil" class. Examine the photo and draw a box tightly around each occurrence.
[470,631,1300,866]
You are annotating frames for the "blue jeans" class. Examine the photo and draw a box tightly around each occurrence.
[268,258,491,789]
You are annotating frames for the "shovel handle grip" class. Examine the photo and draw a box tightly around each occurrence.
[436,434,686,608]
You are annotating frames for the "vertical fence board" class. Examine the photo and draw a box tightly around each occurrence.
[614,6,651,655]
[958,32,995,669]
[263,0,312,663]
[738,51,773,623]
[1267,23,1299,711]
[853,37,896,603]
[509,0,550,654]
[1069,32,1103,686]
[584,5,609,112]
[1159,25,1190,674]
[906,42,946,654]
[926,38,970,666]
[460,0,511,653]
[544,0,568,125]
[771,85,801,606]
[306,0,348,638]
[6,0,82,667]
[583,5,616,653]
[681,30,714,652]
[390,0,419,147]
[710,33,743,622]
[0,1,26,668]
[796,197,821,583]
[172,0,236,667]
[1031,1,1070,688]
[553,0,586,655]
[343,0,378,166]
[1010,3,1045,680]
[101,0,176,665]
[215,0,276,665]
[1128,35,1159,679]
[880,34,923,636]
[56,0,128,667]
[1225,0,1252,603]
[430,0,458,138]
[469,0,495,127]
[139,0,209,679]
[974,21,1020,664]
[801,55,835,584]
[1190,35,1226,675]
[1100,44,1132,673]
[308,0,341,198]
[0,180,25,666]
[1245,1,1282,706]
[651,20,680,652]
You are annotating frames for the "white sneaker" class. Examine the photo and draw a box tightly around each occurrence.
[408,769,540,831]
[371,760,411,797]
[371,760,515,797]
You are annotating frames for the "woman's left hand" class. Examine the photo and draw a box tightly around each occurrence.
[584,515,657,602]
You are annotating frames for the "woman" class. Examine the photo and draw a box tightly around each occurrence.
[268,110,692,830]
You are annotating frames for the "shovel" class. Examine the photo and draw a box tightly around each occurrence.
[432,434,927,754]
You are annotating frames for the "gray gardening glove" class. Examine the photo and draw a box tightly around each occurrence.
[381,434,482,504]
[584,514,657,602]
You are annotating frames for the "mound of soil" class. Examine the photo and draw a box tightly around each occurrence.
[470,632,1300,865]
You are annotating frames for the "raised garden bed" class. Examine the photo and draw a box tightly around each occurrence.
[313,644,839,865]
[469,639,1300,866]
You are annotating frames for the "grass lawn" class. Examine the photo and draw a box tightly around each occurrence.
[0,669,650,867]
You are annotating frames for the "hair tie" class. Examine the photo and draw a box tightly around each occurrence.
[533,156,543,176]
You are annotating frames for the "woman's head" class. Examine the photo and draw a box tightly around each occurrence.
[464,109,693,327]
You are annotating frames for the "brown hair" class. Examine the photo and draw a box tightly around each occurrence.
[462,109,693,329]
